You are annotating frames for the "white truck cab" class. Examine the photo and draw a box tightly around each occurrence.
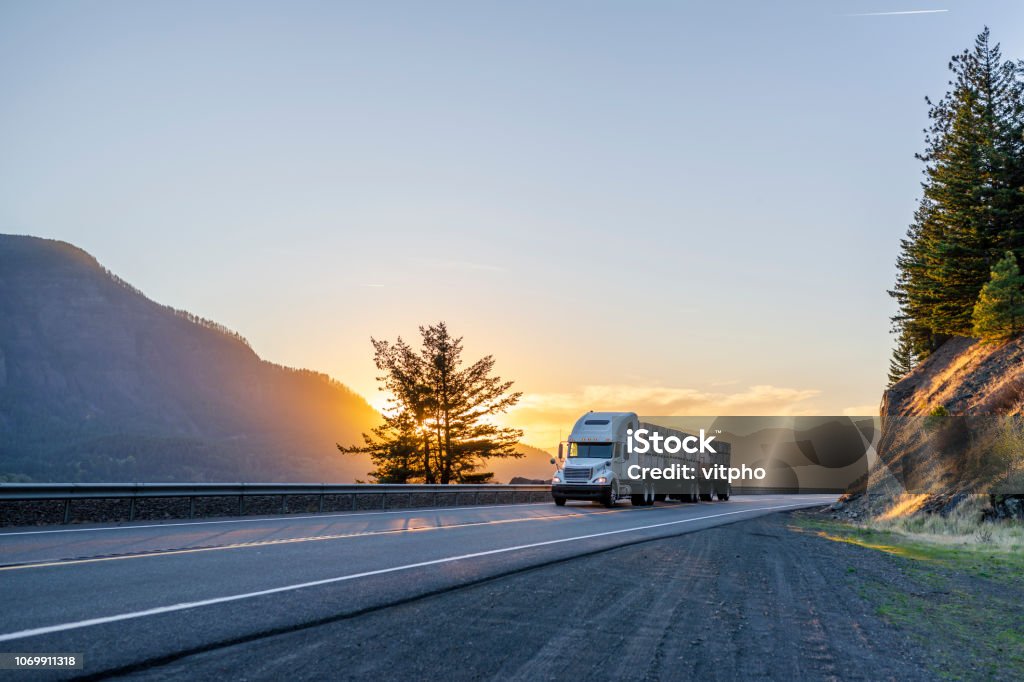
[551,411,731,507]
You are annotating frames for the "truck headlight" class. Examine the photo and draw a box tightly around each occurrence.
[551,476,561,484]
[595,476,608,484]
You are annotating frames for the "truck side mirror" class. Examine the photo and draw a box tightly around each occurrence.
[549,457,556,465]
[558,443,564,460]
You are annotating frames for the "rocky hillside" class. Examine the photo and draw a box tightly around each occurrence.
[883,336,1024,417]
[858,336,1024,523]
[0,234,381,482]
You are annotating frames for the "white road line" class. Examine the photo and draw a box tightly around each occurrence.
[0,507,634,571]
[0,502,812,643]
[0,495,813,538]
[0,502,553,537]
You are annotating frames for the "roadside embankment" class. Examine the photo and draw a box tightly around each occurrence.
[876,335,1024,531]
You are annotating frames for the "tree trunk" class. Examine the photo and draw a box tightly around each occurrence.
[435,419,448,484]
[422,434,435,484]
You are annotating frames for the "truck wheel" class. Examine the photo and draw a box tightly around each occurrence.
[631,494,645,506]
[699,493,712,502]
[654,493,666,502]
[602,481,619,508]
[554,496,566,506]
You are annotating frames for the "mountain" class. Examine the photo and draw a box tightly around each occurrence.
[0,234,381,482]
[489,443,556,484]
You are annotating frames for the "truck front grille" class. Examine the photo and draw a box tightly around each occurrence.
[563,467,592,482]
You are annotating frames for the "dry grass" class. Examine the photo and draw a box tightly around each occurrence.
[891,336,1024,416]
[867,494,1024,551]
[875,493,928,521]
[986,418,1024,493]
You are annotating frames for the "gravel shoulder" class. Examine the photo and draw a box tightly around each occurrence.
[120,509,1021,681]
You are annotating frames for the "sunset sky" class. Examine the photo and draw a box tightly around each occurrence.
[4,1,1024,447]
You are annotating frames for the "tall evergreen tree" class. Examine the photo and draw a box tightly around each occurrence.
[419,323,523,484]
[340,322,523,484]
[889,201,948,359]
[338,335,436,482]
[972,251,1024,340]
[887,322,919,388]
[890,28,1024,349]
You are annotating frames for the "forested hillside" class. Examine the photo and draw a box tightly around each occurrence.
[876,29,1024,525]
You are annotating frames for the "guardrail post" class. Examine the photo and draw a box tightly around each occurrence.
[281,495,287,514]
[189,496,195,519]
[129,497,136,522]
[62,499,70,525]
[318,493,324,513]
[238,494,244,516]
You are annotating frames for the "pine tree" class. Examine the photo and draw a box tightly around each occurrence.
[887,323,919,387]
[338,336,434,482]
[418,322,523,484]
[972,251,1024,340]
[890,29,1024,342]
[889,201,948,358]
[340,322,523,483]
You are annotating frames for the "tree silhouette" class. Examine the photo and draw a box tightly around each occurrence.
[340,322,523,483]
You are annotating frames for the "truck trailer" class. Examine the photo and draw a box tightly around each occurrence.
[550,411,731,507]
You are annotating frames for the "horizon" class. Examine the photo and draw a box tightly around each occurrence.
[4,1,1024,446]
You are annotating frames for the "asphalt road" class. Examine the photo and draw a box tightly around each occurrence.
[0,494,833,679]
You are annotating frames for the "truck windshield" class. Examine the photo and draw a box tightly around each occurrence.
[568,443,613,459]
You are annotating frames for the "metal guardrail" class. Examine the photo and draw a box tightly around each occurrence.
[0,483,554,526]
[0,482,552,500]
[0,483,835,527]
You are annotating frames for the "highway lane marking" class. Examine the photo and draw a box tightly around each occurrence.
[0,502,814,643]
[0,507,639,570]
[0,496,804,538]
[0,502,554,537]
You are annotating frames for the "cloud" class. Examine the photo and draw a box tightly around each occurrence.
[504,383,822,446]
[516,383,821,416]
[842,404,880,417]
[846,9,948,17]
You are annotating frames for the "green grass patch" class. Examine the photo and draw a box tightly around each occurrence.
[791,513,1024,680]
[790,515,1024,583]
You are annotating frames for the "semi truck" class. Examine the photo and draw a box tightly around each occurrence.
[550,411,731,507]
